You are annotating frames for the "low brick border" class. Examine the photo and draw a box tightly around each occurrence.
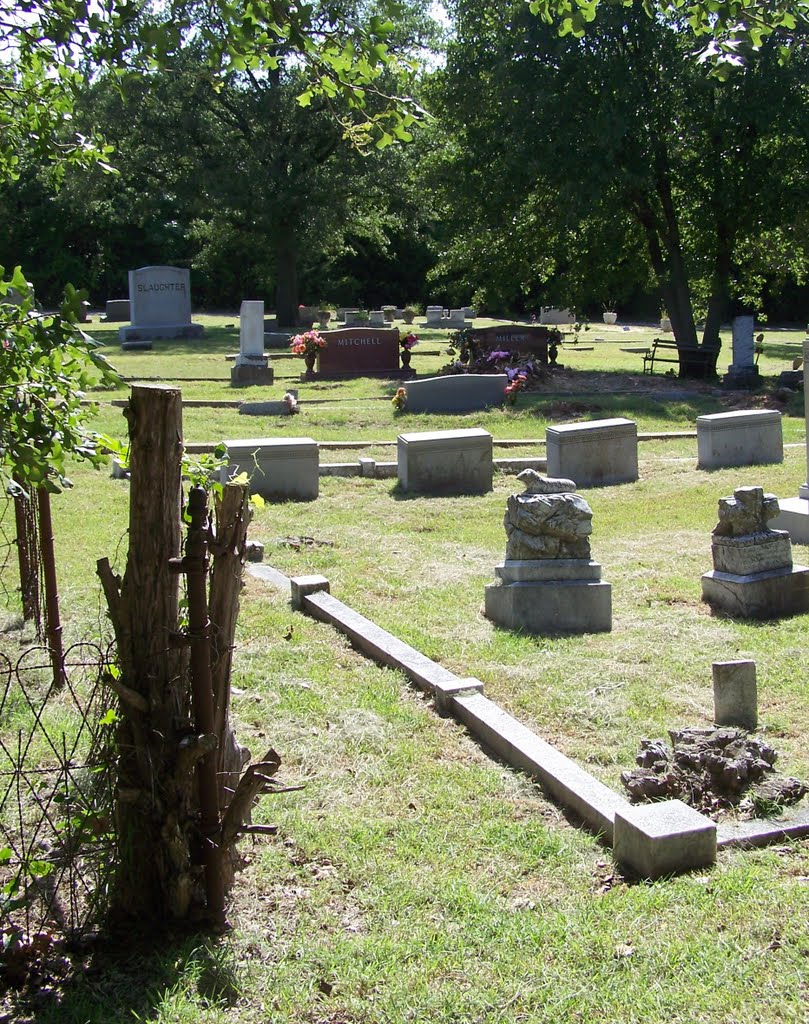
[248,565,809,876]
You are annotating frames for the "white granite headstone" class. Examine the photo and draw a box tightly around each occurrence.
[239,300,265,359]
[730,315,755,372]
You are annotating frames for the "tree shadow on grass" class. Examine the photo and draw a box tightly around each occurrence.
[2,927,242,1024]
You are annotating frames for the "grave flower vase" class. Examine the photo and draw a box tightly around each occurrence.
[304,352,317,375]
[400,349,412,370]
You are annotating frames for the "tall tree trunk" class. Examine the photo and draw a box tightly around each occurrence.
[97,386,285,925]
[276,223,299,327]
[98,384,193,921]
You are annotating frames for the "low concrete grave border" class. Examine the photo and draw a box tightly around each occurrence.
[247,565,809,876]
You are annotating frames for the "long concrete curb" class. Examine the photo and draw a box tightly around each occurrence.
[247,564,809,876]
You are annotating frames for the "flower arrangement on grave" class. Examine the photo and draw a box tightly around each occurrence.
[391,387,407,413]
[283,391,299,414]
[290,329,327,374]
[504,371,528,405]
[399,331,418,369]
[289,330,327,358]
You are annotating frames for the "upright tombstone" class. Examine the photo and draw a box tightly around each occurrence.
[221,437,318,500]
[772,338,809,542]
[469,324,554,363]
[231,300,273,385]
[701,485,809,619]
[724,315,759,388]
[484,471,612,634]
[696,409,782,469]
[397,428,493,494]
[317,327,399,376]
[546,418,638,487]
[104,299,130,322]
[540,307,575,325]
[403,374,507,413]
[119,266,204,343]
[425,305,445,327]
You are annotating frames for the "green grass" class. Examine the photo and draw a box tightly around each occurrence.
[2,318,809,1023]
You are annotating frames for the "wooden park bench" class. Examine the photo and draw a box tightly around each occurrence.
[642,338,720,378]
[642,338,680,373]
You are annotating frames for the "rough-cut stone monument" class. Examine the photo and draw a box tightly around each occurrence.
[484,471,612,634]
[231,300,273,385]
[119,266,205,343]
[701,485,809,619]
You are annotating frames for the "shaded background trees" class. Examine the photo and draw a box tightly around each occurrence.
[2,0,809,340]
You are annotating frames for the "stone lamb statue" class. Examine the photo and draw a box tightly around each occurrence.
[504,470,593,560]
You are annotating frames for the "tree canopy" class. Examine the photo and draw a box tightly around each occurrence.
[530,0,809,74]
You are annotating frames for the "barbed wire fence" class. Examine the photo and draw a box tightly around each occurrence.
[0,640,118,980]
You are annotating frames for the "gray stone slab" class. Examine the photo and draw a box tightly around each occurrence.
[398,427,493,494]
[717,804,809,849]
[290,574,330,611]
[494,559,602,583]
[701,563,809,618]
[494,457,547,474]
[711,532,792,575]
[546,418,638,487]
[712,660,757,731]
[246,562,292,594]
[697,409,783,469]
[119,323,204,342]
[484,578,612,634]
[230,361,273,385]
[613,800,717,879]
[319,463,362,477]
[239,399,296,416]
[403,374,507,413]
[451,692,627,842]
[264,331,292,349]
[771,497,809,545]
[223,436,318,500]
[105,298,130,322]
[302,590,460,695]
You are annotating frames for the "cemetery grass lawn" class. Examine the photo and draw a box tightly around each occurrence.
[2,323,809,1022]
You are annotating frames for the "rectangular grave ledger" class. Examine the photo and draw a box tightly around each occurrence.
[404,374,507,413]
[317,327,399,375]
[119,266,204,343]
[222,437,318,501]
[398,428,493,494]
[546,418,638,487]
[696,409,782,469]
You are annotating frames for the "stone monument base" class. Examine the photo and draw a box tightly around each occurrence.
[118,322,205,343]
[230,359,273,386]
[485,559,612,634]
[771,495,809,545]
[701,563,809,619]
[723,365,760,389]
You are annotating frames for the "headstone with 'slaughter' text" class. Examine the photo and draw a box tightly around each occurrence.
[119,266,205,343]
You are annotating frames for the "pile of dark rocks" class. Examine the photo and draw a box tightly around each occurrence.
[621,727,807,817]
